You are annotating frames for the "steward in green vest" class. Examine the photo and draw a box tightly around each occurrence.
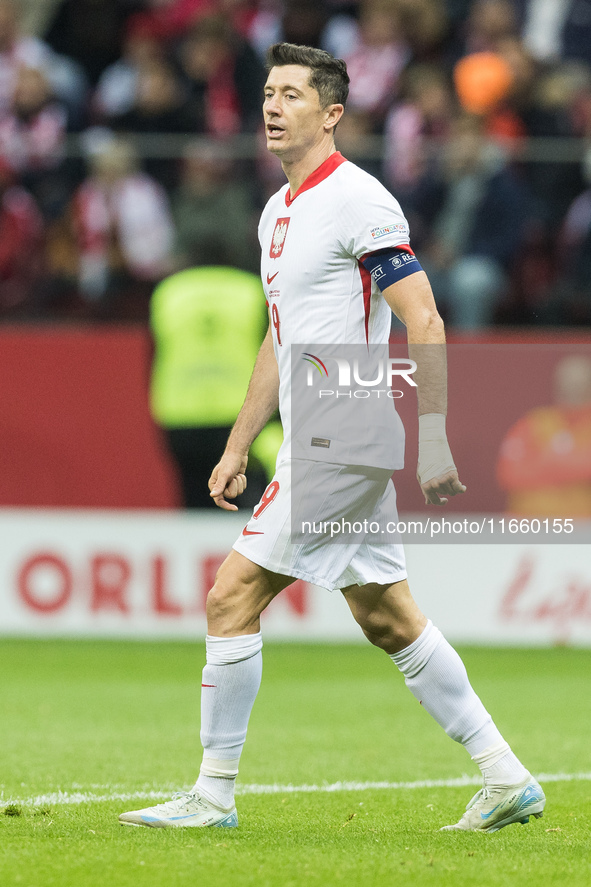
[150,266,281,508]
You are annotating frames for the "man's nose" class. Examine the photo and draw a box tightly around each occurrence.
[266,96,282,116]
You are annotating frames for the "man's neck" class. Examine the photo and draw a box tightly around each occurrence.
[282,141,336,199]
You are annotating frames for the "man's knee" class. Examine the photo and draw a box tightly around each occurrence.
[342,580,427,654]
[205,580,239,627]
[359,611,414,653]
[205,551,289,635]
[206,557,257,633]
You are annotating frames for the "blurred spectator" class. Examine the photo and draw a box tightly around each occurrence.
[497,354,591,517]
[321,7,360,60]
[112,59,194,190]
[462,0,519,55]
[246,0,283,61]
[335,107,382,178]
[421,113,531,328]
[149,263,270,508]
[0,0,87,129]
[520,62,589,227]
[0,157,44,314]
[45,0,140,87]
[519,0,591,68]
[543,149,591,324]
[0,66,66,165]
[0,66,69,219]
[178,15,265,135]
[112,60,192,134]
[554,2,591,68]
[519,0,572,64]
[72,136,174,312]
[489,37,537,137]
[171,139,258,271]
[129,0,211,42]
[139,0,285,42]
[383,64,455,243]
[282,0,328,49]
[344,0,410,122]
[93,14,167,121]
[397,0,448,62]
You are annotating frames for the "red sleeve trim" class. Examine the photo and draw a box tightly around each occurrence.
[357,259,373,343]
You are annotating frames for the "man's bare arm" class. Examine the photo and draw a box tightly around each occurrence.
[382,270,466,505]
[209,325,280,510]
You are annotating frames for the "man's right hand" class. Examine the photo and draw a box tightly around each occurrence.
[417,413,467,505]
[419,467,467,506]
[209,451,248,511]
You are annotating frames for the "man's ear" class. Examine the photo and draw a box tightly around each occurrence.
[324,103,344,133]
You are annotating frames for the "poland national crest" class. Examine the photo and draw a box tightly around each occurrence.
[270,217,290,258]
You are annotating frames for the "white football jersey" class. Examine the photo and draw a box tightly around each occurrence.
[258,152,413,469]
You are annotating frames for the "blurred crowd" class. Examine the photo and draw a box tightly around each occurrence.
[1,0,591,326]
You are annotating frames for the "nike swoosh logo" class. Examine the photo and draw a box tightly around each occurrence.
[242,527,264,536]
[481,803,503,820]
[266,271,279,285]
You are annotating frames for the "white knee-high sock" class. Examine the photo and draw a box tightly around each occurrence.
[194,633,263,809]
[391,621,528,785]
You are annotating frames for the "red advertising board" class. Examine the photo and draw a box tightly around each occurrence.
[0,325,179,507]
[0,326,588,510]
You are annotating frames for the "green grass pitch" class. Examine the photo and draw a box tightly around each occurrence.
[1,639,590,887]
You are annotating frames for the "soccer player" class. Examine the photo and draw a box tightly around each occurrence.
[120,43,545,832]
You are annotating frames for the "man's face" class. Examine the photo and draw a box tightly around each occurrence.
[263,65,335,162]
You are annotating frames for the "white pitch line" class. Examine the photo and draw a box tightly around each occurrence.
[1,772,590,809]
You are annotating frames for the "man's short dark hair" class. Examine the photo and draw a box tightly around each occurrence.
[265,43,349,108]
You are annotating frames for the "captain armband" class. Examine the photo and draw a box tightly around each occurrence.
[361,246,423,291]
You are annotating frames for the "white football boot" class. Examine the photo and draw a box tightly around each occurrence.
[119,791,238,828]
[441,775,545,832]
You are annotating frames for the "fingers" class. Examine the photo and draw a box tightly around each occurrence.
[208,464,222,494]
[420,470,466,506]
[212,495,238,511]
[210,472,248,511]
[225,474,248,499]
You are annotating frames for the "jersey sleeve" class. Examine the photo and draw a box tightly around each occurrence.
[337,174,412,261]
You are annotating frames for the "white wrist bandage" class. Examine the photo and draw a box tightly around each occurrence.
[417,413,456,484]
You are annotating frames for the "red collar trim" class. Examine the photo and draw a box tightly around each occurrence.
[285,152,347,206]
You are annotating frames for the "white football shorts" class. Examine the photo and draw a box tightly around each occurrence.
[233,458,407,591]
